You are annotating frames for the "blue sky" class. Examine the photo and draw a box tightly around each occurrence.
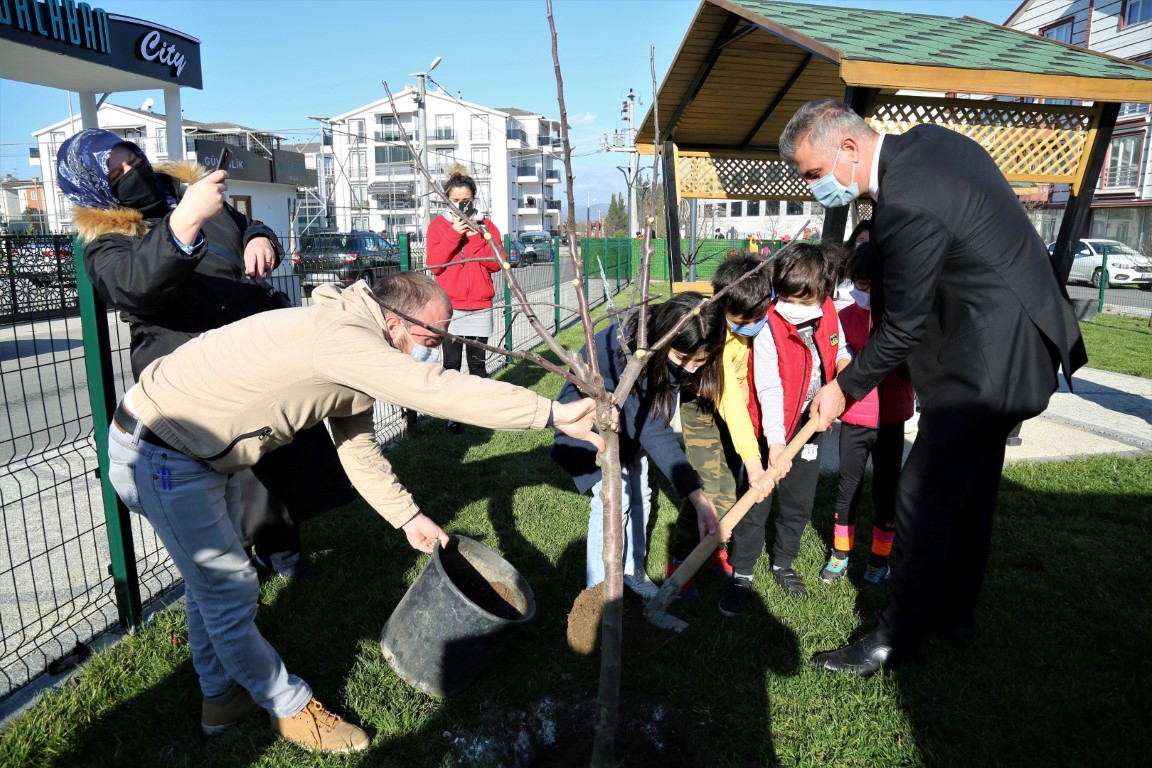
[0,0,1023,206]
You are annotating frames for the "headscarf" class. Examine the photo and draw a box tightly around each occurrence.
[56,129,175,211]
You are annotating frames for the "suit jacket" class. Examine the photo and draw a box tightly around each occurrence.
[837,125,1087,421]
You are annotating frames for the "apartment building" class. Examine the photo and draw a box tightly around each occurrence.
[1006,0,1152,249]
[0,175,47,233]
[30,103,310,240]
[324,88,562,239]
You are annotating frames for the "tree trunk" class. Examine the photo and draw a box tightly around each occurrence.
[591,426,622,767]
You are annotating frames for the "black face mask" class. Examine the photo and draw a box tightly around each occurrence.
[665,358,694,384]
[112,163,169,217]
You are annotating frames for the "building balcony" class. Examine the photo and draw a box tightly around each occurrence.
[516,166,539,182]
[470,129,491,142]
[545,170,561,184]
[375,162,415,177]
[545,200,561,211]
[428,128,456,144]
[506,127,528,149]
[517,199,541,214]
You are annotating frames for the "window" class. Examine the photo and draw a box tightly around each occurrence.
[348,119,365,146]
[730,201,743,217]
[472,147,490,176]
[1042,19,1072,43]
[1102,134,1142,189]
[433,149,453,175]
[376,116,401,142]
[351,183,368,209]
[350,151,367,180]
[470,114,490,142]
[1119,102,1150,118]
[434,115,454,141]
[1125,0,1152,26]
[748,200,760,216]
[375,146,412,163]
[786,201,804,216]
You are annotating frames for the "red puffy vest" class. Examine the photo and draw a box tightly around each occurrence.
[748,298,840,441]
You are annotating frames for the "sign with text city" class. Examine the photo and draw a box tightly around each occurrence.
[0,1,203,89]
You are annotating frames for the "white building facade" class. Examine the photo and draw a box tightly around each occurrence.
[324,89,562,240]
[1006,0,1152,250]
[31,104,307,242]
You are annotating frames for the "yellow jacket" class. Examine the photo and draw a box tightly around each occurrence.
[715,330,760,462]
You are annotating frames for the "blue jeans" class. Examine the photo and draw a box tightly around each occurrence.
[107,421,313,718]
[586,455,651,588]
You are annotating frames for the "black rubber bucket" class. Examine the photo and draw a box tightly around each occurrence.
[380,536,536,697]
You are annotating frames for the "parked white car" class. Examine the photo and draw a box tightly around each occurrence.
[1048,239,1152,290]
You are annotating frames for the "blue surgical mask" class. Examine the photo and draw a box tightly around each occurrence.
[850,288,871,309]
[808,147,859,209]
[728,315,768,338]
[400,323,443,364]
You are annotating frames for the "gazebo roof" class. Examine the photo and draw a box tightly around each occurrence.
[637,0,1152,154]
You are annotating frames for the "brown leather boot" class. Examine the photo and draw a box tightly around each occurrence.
[271,697,370,753]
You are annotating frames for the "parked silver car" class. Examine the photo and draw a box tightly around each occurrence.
[1048,239,1152,290]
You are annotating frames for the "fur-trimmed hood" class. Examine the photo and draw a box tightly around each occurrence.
[73,160,207,242]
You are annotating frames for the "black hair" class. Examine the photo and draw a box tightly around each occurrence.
[844,241,879,283]
[444,164,477,197]
[711,254,772,318]
[621,292,724,423]
[845,219,872,248]
[771,241,840,302]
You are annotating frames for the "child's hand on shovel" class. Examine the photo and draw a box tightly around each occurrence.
[746,460,774,502]
[688,488,722,541]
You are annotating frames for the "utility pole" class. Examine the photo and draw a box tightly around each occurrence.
[412,56,441,239]
[608,88,639,236]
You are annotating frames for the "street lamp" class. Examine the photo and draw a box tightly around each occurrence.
[410,56,442,236]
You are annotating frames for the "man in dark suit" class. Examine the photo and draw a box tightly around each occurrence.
[779,99,1086,676]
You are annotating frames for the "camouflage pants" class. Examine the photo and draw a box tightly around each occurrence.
[669,393,748,561]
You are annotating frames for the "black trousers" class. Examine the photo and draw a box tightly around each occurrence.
[874,407,1017,657]
[833,422,904,549]
[442,336,489,378]
[728,419,824,575]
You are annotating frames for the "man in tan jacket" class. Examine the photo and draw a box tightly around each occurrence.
[107,272,600,753]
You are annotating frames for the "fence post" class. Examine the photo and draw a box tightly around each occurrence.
[73,237,142,633]
[504,234,513,351]
[1097,251,1108,313]
[396,232,417,432]
[554,237,561,334]
[398,232,410,272]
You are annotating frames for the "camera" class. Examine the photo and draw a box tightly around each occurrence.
[459,200,483,220]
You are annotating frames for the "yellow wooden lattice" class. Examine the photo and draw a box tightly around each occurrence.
[674,95,1098,200]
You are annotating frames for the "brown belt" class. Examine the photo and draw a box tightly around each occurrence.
[112,404,181,452]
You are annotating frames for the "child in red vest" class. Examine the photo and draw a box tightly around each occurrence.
[820,242,916,587]
[721,241,851,614]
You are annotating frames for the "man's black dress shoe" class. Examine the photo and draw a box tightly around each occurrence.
[812,632,893,677]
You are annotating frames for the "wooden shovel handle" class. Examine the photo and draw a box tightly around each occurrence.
[662,417,822,593]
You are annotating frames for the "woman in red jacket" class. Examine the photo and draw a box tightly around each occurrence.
[426,167,502,434]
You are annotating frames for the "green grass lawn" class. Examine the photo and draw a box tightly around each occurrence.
[3,322,1150,767]
[1080,313,1152,378]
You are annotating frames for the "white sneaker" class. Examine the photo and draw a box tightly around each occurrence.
[904,411,920,434]
[623,572,659,599]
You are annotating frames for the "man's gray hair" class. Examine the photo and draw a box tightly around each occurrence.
[371,271,450,317]
[779,100,875,164]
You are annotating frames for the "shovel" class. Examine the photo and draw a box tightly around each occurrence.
[644,417,823,632]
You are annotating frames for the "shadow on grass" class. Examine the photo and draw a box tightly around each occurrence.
[811,466,1152,766]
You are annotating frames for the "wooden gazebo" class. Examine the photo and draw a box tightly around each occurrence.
[636,0,1152,281]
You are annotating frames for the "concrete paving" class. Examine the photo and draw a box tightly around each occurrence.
[819,366,1152,473]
